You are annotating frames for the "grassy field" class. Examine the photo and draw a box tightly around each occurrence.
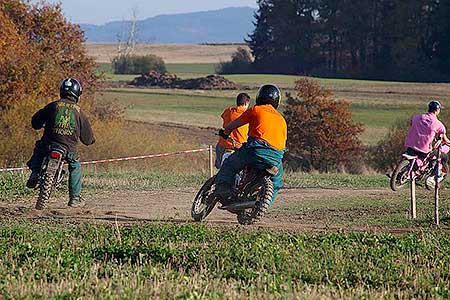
[1,221,450,299]
[96,61,450,145]
[98,86,428,144]
[3,166,450,299]
[87,43,247,64]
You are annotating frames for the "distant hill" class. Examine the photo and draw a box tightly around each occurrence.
[80,7,255,44]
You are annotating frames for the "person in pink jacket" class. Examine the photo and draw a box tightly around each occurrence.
[405,100,450,185]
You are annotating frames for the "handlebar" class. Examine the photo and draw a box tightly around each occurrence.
[215,131,242,149]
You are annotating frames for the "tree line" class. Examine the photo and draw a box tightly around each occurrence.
[245,0,450,82]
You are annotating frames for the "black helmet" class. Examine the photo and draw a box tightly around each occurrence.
[428,100,443,113]
[60,78,82,102]
[256,84,281,109]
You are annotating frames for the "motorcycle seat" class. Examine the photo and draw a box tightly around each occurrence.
[402,153,418,160]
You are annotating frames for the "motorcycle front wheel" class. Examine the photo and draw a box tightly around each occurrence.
[390,159,411,191]
[191,175,218,222]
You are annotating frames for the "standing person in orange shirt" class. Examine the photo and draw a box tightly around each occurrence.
[215,93,250,168]
[216,84,287,205]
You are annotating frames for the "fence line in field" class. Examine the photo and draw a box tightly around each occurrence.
[0,146,215,177]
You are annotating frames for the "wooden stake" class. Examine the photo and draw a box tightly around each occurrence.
[435,146,441,226]
[209,145,214,178]
[411,178,417,219]
[435,182,440,226]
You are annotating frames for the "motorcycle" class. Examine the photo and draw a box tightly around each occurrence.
[191,137,277,225]
[390,137,449,191]
[35,145,67,210]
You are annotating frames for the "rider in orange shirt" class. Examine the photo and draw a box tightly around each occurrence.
[215,93,250,168]
[216,84,287,205]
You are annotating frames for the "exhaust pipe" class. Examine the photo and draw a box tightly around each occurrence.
[220,201,256,212]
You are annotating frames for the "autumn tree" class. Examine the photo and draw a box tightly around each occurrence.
[284,79,364,172]
[0,0,98,165]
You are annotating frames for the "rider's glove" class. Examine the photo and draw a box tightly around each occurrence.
[218,129,229,139]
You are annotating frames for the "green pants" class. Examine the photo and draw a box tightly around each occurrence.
[27,141,82,197]
[216,138,285,203]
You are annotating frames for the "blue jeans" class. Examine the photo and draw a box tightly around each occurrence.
[216,138,284,203]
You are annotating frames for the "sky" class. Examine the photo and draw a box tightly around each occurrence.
[31,0,257,25]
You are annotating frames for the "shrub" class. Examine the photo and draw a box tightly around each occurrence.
[284,79,365,172]
[216,47,253,74]
[112,55,166,74]
[368,119,410,173]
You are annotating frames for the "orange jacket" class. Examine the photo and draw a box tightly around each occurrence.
[218,105,249,149]
[238,104,287,150]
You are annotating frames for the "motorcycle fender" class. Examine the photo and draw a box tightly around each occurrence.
[265,166,279,176]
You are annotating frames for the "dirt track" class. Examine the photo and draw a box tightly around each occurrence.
[0,187,421,233]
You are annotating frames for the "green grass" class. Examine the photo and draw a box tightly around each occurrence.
[106,89,228,115]
[0,172,33,200]
[284,173,388,189]
[0,170,392,202]
[1,221,450,299]
[97,62,112,74]
[82,169,208,192]
[225,74,437,88]
[99,88,423,144]
[166,63,216,77]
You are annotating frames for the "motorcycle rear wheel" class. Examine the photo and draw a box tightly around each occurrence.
[390,159,411,191]
[191,175,218,222]
[35,172,55,210]
[237,176,273,225]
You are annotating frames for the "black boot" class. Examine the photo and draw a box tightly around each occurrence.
[26,172,39,189]
[215,183,231,200]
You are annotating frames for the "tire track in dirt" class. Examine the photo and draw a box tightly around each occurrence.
[0,187,428,234]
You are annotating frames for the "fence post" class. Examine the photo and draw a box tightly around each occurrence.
[411,178,417,219]
[435,144,442,226]
[209,145,214,178]
[435,182,440,225]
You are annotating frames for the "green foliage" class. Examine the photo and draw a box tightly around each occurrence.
[216,47,253,74]
[1,222,450,298]
[112,54,166,75]
[0,172,33,200]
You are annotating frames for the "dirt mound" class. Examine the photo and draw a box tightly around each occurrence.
[178,75,240,90]
[130,71,179,88]
[130,71,240,90]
